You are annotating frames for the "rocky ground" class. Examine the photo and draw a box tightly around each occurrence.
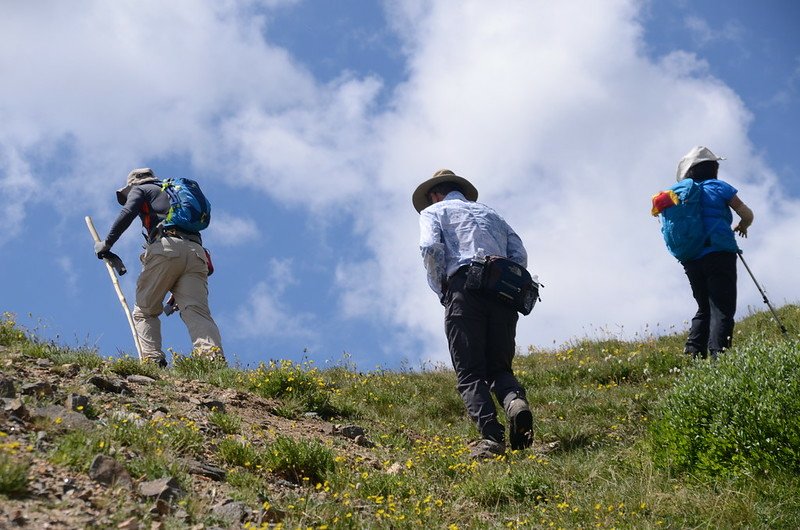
[0,344,380,529]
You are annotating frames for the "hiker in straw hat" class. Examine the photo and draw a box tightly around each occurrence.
[414,169,533,459]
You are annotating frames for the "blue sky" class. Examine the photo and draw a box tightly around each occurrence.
[1,1,798,370]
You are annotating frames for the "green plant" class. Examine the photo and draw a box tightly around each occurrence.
[217,438,263,470]
[110,415,204,458]
[0,453,29,496]
[109,355,161,378]
[650,334,800,476]
[262,435,335,485]
[0,313,26,346]
[50,430,111,472]
[208,411,241,435]
[243,360,338,418]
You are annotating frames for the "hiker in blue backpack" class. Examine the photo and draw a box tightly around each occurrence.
[94,168,225,367]
[661,147,754,360]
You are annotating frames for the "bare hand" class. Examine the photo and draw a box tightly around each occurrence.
[734,224,748,238]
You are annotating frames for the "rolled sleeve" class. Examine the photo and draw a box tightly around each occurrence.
[419,211,447,298]
[506,226,528,268]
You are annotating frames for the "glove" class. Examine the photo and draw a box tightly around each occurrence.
[94,240,111,259]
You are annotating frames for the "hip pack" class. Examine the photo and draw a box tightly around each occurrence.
[466,256,541,315]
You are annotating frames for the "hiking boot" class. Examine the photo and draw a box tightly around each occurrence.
[469,438,506,459]
[507,398,533,450]
[143,356,168,368]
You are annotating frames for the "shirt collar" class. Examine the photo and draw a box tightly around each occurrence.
[444,190,467,201]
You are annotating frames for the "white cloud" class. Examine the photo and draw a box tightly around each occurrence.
[0,147,39,245]
[684,15,745,48]
[329,1,799,364]
[2,1,797,367]
[227,258,317,341]
[205,212,259,246]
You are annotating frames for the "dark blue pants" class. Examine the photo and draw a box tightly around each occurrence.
[683,251,737,357]
[444,271,526,443]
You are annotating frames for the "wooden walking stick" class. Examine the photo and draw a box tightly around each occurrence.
[85,216,144,360]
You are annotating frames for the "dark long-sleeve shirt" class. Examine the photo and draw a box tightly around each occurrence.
[105,183,170,246]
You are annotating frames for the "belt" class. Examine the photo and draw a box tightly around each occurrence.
[162,228,202,245]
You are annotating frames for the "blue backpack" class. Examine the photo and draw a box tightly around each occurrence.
[160,177,211,232]
[651,179,707,262]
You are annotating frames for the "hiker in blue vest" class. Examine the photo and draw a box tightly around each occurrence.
[414,169,534,459]
[673,147,754,359]
[94,168,225,367]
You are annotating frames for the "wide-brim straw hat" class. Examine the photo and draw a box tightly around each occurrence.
[116,168,158,205]
[412,169,479,213]
[676,146,725,181]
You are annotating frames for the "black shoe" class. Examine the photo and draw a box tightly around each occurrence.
[507,398,533,450]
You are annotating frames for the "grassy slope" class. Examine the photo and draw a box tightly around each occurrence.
[0,305,799,529]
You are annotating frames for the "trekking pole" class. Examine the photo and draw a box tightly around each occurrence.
[738,253,789,336]
[85,216,144,360]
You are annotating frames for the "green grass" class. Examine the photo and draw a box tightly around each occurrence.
[0,453,29,497]
[3,305,800,528]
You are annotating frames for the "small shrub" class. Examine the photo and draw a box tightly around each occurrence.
[0,313,27,346]
[172,352,229,379]
[111,415,204,457]
[109,355,161,378]
[208,411,241,435]
[650,335,800,476]
[0,453,29,497]
[217,438,263,470]
[125,453,186,482]
[51,431,111,472]
[243,360,338,418]
[262,435,335,485]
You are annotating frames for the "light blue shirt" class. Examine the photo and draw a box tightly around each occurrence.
[419,191,528,299]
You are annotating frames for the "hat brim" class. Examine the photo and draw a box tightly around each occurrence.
[116,185,132,205]
[412,174,479,213]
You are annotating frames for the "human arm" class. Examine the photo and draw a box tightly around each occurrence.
[104,187,147,248]
[506,224,528,269]
[419,210,447,302]
[729,195,753,238]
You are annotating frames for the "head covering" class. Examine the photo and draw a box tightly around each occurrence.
[116,168,158,204]
[676,146,725,182]
[412,169,479,213]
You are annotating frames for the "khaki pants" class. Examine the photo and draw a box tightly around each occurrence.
[132,236,224,363]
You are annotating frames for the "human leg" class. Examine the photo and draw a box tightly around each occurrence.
[683,258,711,358]
[134,240,183,364]
[484,303,532,449]
[445,274,504,443]
[171,241,225,361]
[704,252,737,354]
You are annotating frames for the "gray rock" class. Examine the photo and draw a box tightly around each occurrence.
[354,434,376,448]
[199,399,225,412]
[138,477,184,502]
[4,398,29,420]
[35,358,53,367]
[0,376,16,398]
[337,424,366,439]
[211,500,248,524]
[180,458,226,481]
[65,394,90,413]
[89,454,132,488]
[21,381,55,398]
[34,405,95,430]
[88,375,130,394]
[126,374,156,384]
[61,363,80,377]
